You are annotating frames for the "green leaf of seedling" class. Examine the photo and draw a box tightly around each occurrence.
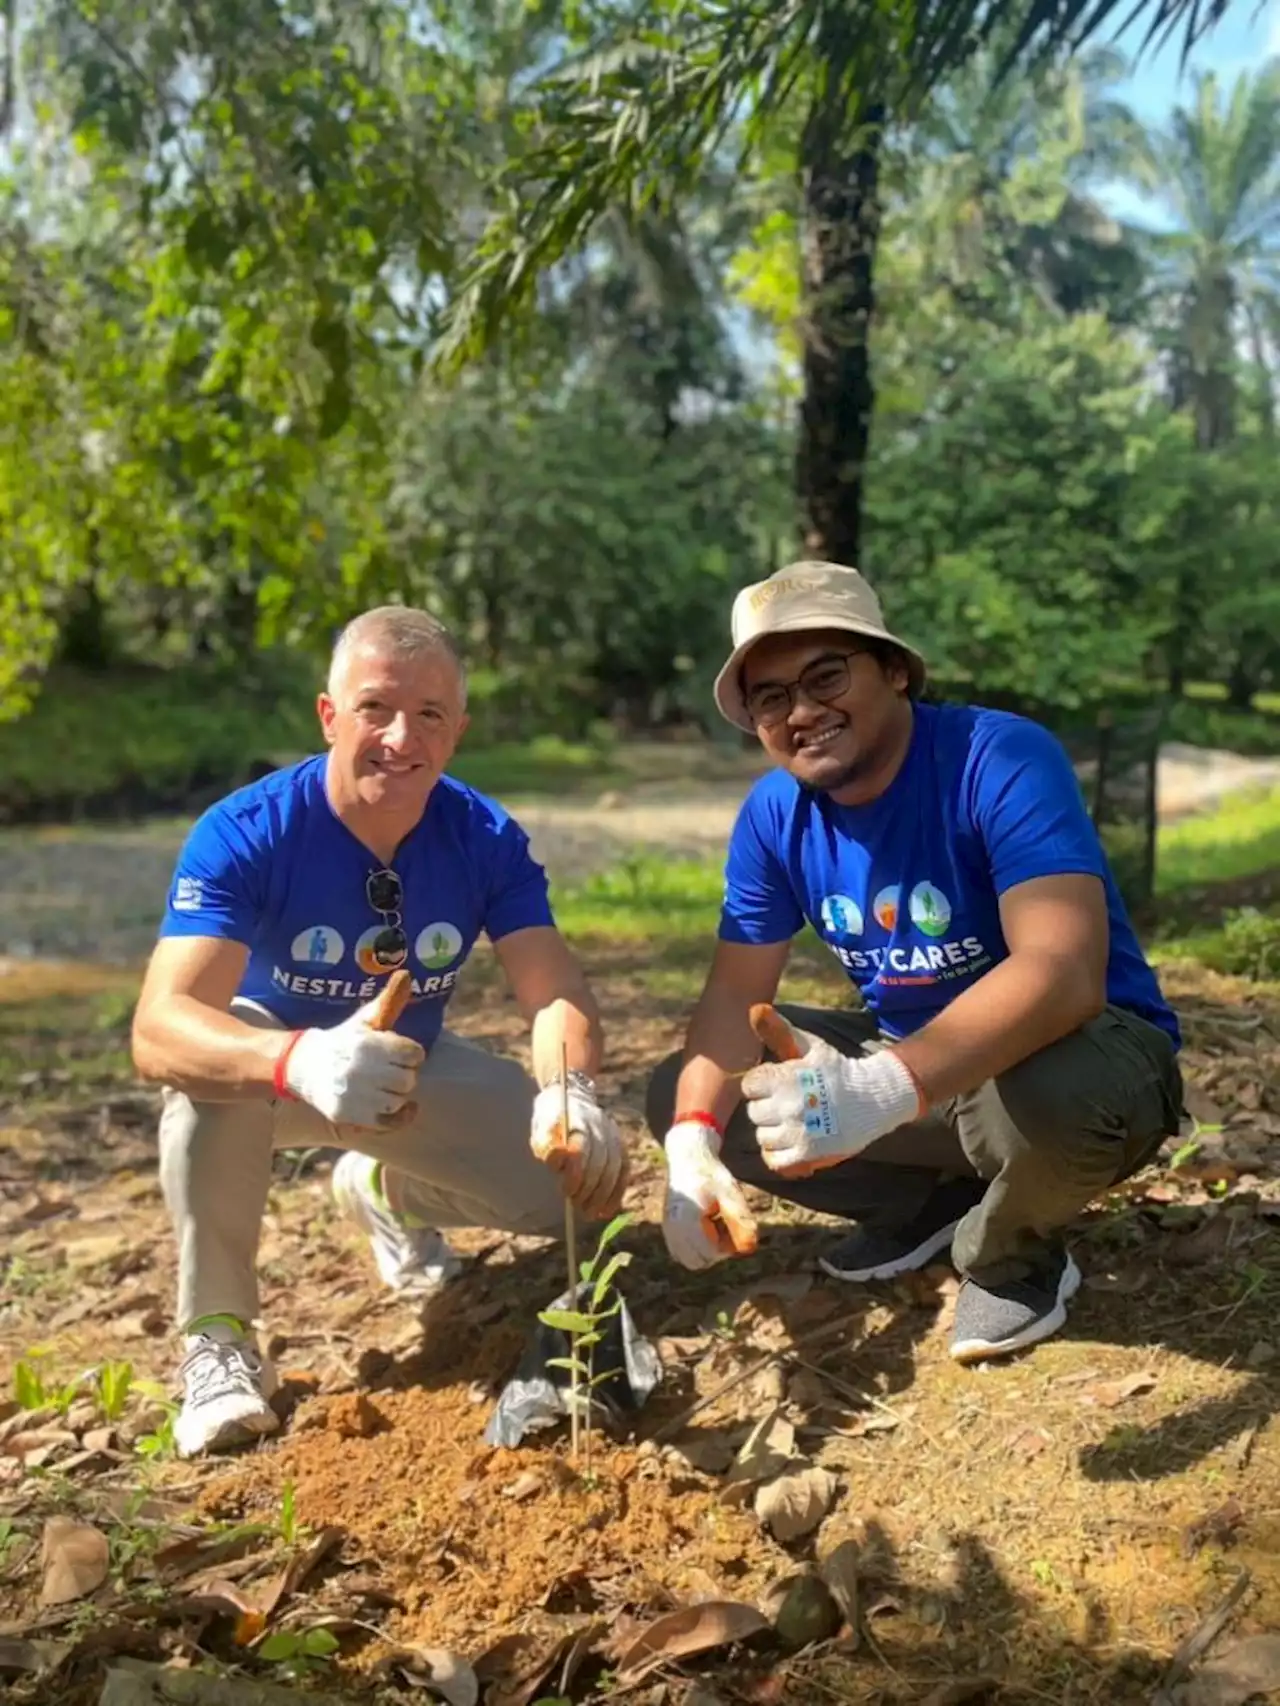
[259,1632,302,1661]
[546,1356,589,1376]
[591,1251,632,1309]
[596,1211,635,1253]
[539,1309,596,1335]
[300,1628,340,1657]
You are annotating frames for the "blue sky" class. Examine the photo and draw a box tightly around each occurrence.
[1095,0,1279,223]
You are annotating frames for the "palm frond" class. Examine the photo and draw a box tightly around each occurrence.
[433,0,1251,371]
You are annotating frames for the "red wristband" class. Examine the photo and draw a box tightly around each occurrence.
[272,1031,305,1101]
[674,1109,724,1137]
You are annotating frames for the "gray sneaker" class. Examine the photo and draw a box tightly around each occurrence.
[819,1177,986,1283]
[950,1250,1082,1364]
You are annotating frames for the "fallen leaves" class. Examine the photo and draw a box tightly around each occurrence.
[39,1516,109,1605]
[755,1465,838,1543]
[615,1601,769,1680]
[375,1644,480,1705]
[1079,1370,1158,1408]
[1181,1497,1245,1559]
[1176,1635,1280,1706]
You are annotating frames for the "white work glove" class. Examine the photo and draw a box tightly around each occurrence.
[662,1121,758,1271]
[279,998,425,1129]
[529,1074,628,1220]
[741,1021,924,1178]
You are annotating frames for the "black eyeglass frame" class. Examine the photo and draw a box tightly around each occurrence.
[743,648,871,730]
[365,869,409,971]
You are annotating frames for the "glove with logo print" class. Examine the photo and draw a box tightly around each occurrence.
[530,1072,628,1220]
[741,1016,925,1178]
[276,995,425,1129]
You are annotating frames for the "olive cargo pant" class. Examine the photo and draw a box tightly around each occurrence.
[647,1003,1183,1284]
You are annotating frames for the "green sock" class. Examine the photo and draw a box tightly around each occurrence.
[185,1312,246,1339]
[367,1159,427,1229]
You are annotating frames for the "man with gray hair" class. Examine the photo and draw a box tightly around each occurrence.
[133,605,627,1456]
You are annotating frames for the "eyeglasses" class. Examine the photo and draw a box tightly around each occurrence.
[366,869,408,970]
[744,650,869,729]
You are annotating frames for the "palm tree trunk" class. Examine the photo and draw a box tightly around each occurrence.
[796,95,884,567]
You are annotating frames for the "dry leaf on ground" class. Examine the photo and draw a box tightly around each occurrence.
[919,1680,998,1705]
[755,1465,838,1542]
[615,1601,769,1679]
[0,1636,69,1676]
[39,1517,109,1606]
[1006,1427,1051,1459]
[375,1645,479,1705]
[818,1538,859,1640]
[727,1412,796,1486]
[1182,1497,1245,1559]
[1176,1634,1280,1705]
[1080,1371,1158,1408]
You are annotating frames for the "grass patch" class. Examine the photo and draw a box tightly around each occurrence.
[552,851,724,942]
[0,984,136,1109]
[0,662,628,819]
[448,733,623,799]
[1156,784,1280,895]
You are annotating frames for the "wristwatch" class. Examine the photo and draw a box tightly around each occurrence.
[546,1066,599,1100]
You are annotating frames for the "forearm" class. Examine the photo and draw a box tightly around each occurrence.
[529,986,604,1087]
[892,950,1105,1106]
[670,987,765,1136]
[132,998,293,1102]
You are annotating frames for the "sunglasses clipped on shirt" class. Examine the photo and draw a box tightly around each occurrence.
[366,868,409,970]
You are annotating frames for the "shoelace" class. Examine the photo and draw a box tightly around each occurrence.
[182,1338,261,1405]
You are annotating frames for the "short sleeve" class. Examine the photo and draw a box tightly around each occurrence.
[158,805,264,944]
[969,717,1107,895]
[717,790,805,945]
[482,814,555,941]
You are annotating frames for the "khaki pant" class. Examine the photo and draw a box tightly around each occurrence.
[647,1003,1184,1284]
[159,1000,563,1329]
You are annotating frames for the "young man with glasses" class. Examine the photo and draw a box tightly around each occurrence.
[132,607,627,1456]
[647,561,1183,1361]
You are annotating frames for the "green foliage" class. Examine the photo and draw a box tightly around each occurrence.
[539,1210,635,1469]
[1198,908,1280,982]
[1157,785,1280,894]
[257,1625,340,1679]
[96,1361,134,1423]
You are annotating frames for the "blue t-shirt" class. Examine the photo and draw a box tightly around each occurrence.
[720,702,1179,1048]
[158,755,554,1048]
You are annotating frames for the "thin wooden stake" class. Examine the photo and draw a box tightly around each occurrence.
[561,1040,581,1461]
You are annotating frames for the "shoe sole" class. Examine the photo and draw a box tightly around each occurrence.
[949,1253,1083,1365]
[818,1218,962,1284]
[174,1403,279,1460]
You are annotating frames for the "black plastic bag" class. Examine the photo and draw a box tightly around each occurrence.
[484,1287,662,1449]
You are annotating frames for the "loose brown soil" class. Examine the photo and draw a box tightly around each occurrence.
[4,948,1280,1704]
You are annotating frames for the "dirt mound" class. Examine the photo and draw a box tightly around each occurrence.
[202,1381,771,1659]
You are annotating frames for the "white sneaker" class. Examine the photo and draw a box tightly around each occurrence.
[174,1322,279,1458]
[332,1152,463,1295]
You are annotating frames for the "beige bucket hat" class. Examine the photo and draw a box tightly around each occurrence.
[713,560,928,732]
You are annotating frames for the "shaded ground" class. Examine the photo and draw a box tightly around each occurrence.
[3,944,1280,1705]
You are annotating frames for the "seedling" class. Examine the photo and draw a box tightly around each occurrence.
[257,1625,339,1679]
[96,1360,134,1422]
[538,1210,635,1475]
[12,1352,87,1415]
[277,1479,300,1546]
